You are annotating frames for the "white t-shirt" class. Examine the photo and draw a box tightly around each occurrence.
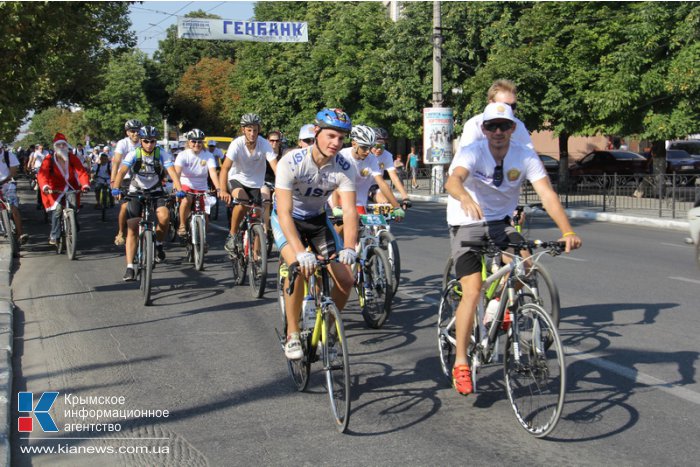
[0,150,19,180]
[32,150,48,170]
[115,137,140,179]
[339,147,381,207]
[446,140,547,226]
[121,147,174,192]
[175,149,217,191]
[225,136,277,188]
[276,146,356,220]
[374,149,395,173]
[459,113,533,150]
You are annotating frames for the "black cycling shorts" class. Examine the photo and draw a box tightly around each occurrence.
[228,180,262,205]
[126,190,168,220]
[449,221,524,279]
[271,211,342,257]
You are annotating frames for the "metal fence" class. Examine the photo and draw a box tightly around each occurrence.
[401,169,699,219]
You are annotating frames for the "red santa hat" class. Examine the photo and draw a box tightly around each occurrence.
[53,133,68,146]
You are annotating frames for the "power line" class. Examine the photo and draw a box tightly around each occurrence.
[136,2,194,35]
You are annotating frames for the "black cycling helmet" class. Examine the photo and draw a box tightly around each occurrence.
[138,126,158,139]
[374,127,389,141]
[186,129,206,140]
[124,119,143,131]
[240,113,262,127]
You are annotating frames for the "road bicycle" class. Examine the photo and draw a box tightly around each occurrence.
[441,203,560,327]
[182,192,209,271]
[125,192,169,306]
[227,198,268,298]
[437,238,566,438]
[93,179,111,222]
[367,203,401,295]
[47,189,81,260]
[0,190,18,258]
[275,258,351,433]
[352,212,395,329]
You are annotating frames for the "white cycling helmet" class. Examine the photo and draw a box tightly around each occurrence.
[186,128,206,140]
[350,125,376,147]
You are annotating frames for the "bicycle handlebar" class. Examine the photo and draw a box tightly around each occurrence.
[284,257,340,295]
[461,238,565,255]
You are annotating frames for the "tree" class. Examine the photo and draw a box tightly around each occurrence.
[18,108,83,147]
[0,2,134,140]
[171,58,238,135]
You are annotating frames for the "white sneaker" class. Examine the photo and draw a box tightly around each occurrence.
[285,333,303,360]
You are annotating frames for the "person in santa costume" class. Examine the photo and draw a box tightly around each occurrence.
[37,133,90,245]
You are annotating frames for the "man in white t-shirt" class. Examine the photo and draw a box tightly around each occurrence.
[111,119,142,246]
[369,128,410,208]
[444,102,581,396]
[0,147,28,246]
[218,113,278,253]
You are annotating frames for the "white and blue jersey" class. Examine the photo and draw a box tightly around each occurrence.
[275,146,356,220]
[121,147,174,192]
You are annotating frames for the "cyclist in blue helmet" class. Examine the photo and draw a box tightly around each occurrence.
[272,107,359,360]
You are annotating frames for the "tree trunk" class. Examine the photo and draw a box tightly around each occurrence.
[558,131,570,193]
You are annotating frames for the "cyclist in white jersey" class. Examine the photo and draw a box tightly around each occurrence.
[369,127,411,208]
[175,129,221,236]
[219,113,278,253]
[272,108,358,360]
[111,119,142,246]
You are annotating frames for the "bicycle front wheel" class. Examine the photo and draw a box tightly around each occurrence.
[437,279,462,381]
[278,262,310,391]
[504,303,565,438]
[192,216,206,271]
[141,233,154,306]
[65,210,77,260]
[360,247,394,329]
[248,224,267,298]
[441,256,454,292]
[378,230,400,295]
[520,263,561,327]
[230,233,246,286]
[322,303,351,433]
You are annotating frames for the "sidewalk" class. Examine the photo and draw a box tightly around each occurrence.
[0,240,12,466]
[400,185,691,232]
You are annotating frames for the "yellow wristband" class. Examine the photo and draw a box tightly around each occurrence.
[562,231,576,237]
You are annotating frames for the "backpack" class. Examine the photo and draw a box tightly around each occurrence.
[131,147,163,177]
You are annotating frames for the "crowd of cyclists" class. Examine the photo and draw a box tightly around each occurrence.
[1,79,584,398]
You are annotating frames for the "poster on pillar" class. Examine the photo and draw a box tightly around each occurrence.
[177,17,308,43]
[423,107,454,164]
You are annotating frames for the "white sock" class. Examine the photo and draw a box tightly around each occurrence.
[127,263,134,269]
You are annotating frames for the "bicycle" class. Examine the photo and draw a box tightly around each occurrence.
[93,179,111,222]
[275,258,351,433]
[47,189,81,260]
[437,238,566,438]
[366,203,402,295]
[125,192,169,306]
[181,192,208,271]
[166,196,179,243]
[441,203,560,327]
[350,212,395,329]
[0,190,18,258]
[227,198,268,298]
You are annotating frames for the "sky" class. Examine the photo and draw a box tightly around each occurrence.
[129,1,256,56]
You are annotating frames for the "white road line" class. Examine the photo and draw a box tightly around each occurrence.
[661,242,689,248]
[209,223,229,233]
[565,347,700,406]
[396,290,440,305]
[668,276,700,285]
[558,256,587,262]
[393,226,425,233]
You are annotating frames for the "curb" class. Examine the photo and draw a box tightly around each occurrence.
[0,241,12,467]
[404,193,691,232]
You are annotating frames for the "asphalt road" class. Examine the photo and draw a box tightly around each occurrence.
[10,185,700,466]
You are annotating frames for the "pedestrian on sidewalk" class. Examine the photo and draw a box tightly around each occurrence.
[408,146,419,189]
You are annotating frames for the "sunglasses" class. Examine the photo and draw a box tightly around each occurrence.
[268,139,280,143]
[302,138,314,145]
[141,139,157,144]
[374,143,385,149]
[189,140,204,144]
[483,121,514,132]
[358,144,372,151]
[492,165,504,187]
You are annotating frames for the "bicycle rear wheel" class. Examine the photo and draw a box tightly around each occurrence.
[360,246,394,329]
[248,224,267,298]
[378,230,400,295]
[278,262,310,391]
[504,303,565,438]
[192,216,206,271]
[141,233,154,306]
[65,210,77,260]
[437,279,461,381]
[322,303,351,433]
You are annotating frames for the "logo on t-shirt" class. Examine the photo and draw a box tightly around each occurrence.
[379,163,385,170]
[361,168,370,177]
[200,160,207,166]
[507,168,521,181]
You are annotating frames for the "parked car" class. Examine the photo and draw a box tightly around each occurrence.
[569,150,651,177]
[538,154,560,183]
[668,140,700,158]
[665,149,700,175]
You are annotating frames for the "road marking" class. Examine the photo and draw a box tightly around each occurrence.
[558,256,587,262]
[661,242,689,248]
[72,273,94,299]
[565,347,700,406]
[209,223,229,233]
[393,226,425,233]
[669,276,700,285]
[396,290,440,305]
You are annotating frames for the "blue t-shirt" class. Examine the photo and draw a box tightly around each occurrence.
[408,153,418,168]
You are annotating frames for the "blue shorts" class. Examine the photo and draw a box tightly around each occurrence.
[1,183,19,207]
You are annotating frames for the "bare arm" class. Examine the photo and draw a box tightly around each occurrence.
[374,175,401,209]
[445,166,483,220]
[276,188,306,256]
[166,166,182,192]
[338,190,358,249]
[111,152,124,181]
[218,158,232,202]
[531,177,582,252]
[387,169,408,199]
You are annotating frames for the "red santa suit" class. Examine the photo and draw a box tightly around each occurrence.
[38,133,90,210]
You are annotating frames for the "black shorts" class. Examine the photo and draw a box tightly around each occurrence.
[228,180,261,205]
[271,211,342,257]
[449,221,524,279]
[126,190,168,220]
[367,184,380,202]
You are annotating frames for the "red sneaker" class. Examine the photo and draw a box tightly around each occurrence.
[452,364,473,395]
[501,309,512,331]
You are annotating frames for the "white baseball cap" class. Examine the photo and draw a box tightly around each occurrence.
[298,124,315,140]
[482,102,515,122]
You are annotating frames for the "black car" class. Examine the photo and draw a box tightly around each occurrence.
[569,150,651,177]
[666,149,700,174]
[538,154,559,183]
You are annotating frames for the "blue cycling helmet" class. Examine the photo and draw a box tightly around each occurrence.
[138,126,158,139]
[315,108,352,133]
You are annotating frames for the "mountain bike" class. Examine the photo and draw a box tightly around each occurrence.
[47,189,81,260]
[367,203,401,294]
[182,192,208,271]
[352,212,394,329]
[437,238,566,438]
[442,203,560,327]
[227,198,268,298]
[0,190,18,258]
[275,258,351,433]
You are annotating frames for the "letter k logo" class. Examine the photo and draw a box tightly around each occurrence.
[18,392,59,432]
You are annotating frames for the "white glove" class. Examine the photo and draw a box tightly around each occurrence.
[338,248,357,265]
[332,206,343,217]
[296,251,317,271]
